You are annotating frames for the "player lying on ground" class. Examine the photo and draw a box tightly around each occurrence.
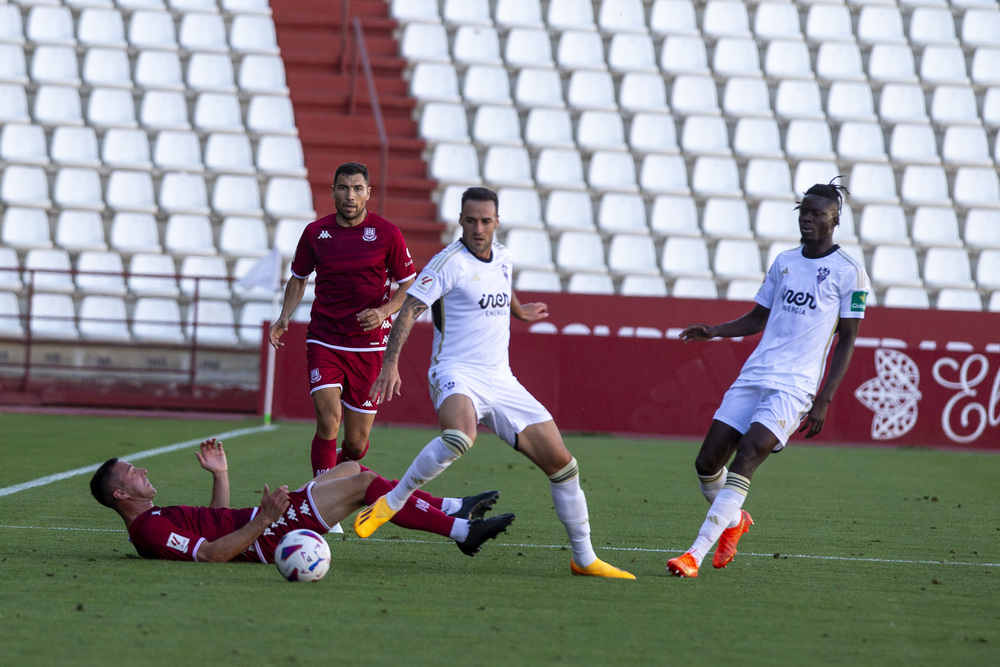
[667,179,871,578]
[89,438,513,563]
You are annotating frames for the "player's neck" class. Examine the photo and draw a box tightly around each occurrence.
[335,209,368,228]
[802,238,836,259]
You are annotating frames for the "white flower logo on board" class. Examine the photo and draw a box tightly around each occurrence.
[854,349,923,440]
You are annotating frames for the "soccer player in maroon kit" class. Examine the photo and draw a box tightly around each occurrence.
[89,438,513,563]
[269,162,416,477]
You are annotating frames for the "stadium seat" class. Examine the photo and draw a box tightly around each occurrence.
[670,75,720,116]
[936,289,982,311]
[953,168,1000,209]
[703,0,750,39]
[237,301,277,344]
[588,151,639,193]
[888,124,940,165]
[713,38,761,78]
[132,296,184,343]
[962,8,1000,48]
[964,209,1000,249]
[514,68,565,109]
[536,148,586,190]
[597,193,648,235]
[971,48,1000,87]
[882,286,930,309]
[785,120,835,161]
[54,167,105,212]
[472,105,522,146]
[816,42,865,82]
[0,245,22,292]
[793,160,841,197]
[639,154,690,195]
[443,0,492,26]
[24,248,74,294]
[264,178,315,220]
[671,277,718,299]
[0,123,48,166]
[497,188,543,229]
[256,136,307,177]
[755,200,801,243]
[213,175,263,217]
[230,15,279,55]
[924,248,975,290]
[87,87,138,129]
[429,143,481,185]
[608,33,657,73]
[76,250,127,296]
[483,146,534,189]
[102,128,152,170]
[984,88,1000,129]
[827,82,877,123]
[2,207,52,250]
[195,93,245,134]
[160,172,211,216]
[49,126,98,168]
[110,212,161,255]
[106,170,157,214]
[274,218,308,258]
[33,85,83,127]
[79,8,127,48]
[205,134,255,175]
[179,13,228,53]
[722,77,772,119]
[681,115,731,156]
[557,30,606,71]
[805,4,853,43]
[849,163,899,205]
[838,122,887,163]
[763,40,812,81]
[399,23,449,63]
[153,130,204,172]
[0,5,25,46]
[608,235,658,276]
[942,126,991,167]
[0,44,28,85]
[713,239,763,283]
[859,205,910,246]
[857,5,905,45]
[921,46,970,85]
[219,216,269,258]
[628,113,678,154]
[650,0,698,37]
[909,7,958,46]
[725,279,763,301]
[620,275,667,297]
[29,292,78,339]
[238,54,288,95]
[0,290,23,337]
[186,300,239,346]
[390,0,439,23]
[744,159,795,201]
[650,195,700,238]
[868,44,918,85]
[930,86,979,126]
[879,84,929,125]
[140,90,190,131]
[774,80,824,121]
[165,214,216,256]
[410,63,461,104]
[547,0,596,31]
[504,28,554,69]
[56,210,106,252]
[128,10,177,51]
[26,6,76,46]
[598,0,647,33]
[504,229,554,271]
[566,273,614,295]
[619,73,668,114]
[186,53,237,94]
[870,245,922,288]
[78,295,130,342]
[454,25,502,66]
[702,198,753,240]
[661,237,713,279]
[128,253,179,298]
[180,256,231,300]
[691,156,741,199]
[544,190,595,231]
[567,70,617,111]
[911,207,962,249]
[171,0,221,12]
[556,231,607,274]
[30,45,80,86]
[660,35,709,75]
[977,250,1000,291]
[496,0,544,28]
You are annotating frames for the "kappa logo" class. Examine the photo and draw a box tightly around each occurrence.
[363,400,373,408]
[362,226,377,242]
[855,349,922,440]
[318,230,332,239]
[167,532,190,554]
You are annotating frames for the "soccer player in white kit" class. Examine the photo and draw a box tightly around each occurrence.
[668,181,871,578]
[354,186,634,579]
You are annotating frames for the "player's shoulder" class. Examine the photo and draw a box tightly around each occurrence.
[363,211,400,231]
[425,240,469,274]
[304,213,337,233]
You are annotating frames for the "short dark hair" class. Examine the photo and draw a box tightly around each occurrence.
[90,458,120,508]
[333,162,370,186]
[800,176,849,215]
[460,186,499,215]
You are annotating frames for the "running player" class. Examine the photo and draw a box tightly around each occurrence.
[89,438,513,563]
[353,186,635,579]
[269,162,416,477]
[667,180,871,578]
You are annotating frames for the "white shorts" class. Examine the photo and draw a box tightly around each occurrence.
[428,367,552,448]
[713,382,813,450]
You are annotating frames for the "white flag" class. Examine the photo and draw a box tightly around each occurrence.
[237,247,282,292]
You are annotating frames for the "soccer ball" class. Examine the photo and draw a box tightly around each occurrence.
[274,529,331,582]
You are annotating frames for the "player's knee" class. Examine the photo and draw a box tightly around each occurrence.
[441,429,474,457]
[548,457,579,484]
[694,451,724,477]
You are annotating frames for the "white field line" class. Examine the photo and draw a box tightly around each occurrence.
[0,526,995,568]
[0,424,276,498]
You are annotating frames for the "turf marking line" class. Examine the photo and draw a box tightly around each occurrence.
[0,424,276,498]
[1,526,996,568]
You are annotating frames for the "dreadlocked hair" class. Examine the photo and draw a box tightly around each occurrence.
[801,176,849,214]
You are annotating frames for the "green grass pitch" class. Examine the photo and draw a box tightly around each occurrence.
[1,412,998,665]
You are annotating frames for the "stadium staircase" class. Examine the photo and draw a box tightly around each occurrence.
[270,0,444,268]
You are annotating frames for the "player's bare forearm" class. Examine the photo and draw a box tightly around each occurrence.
[680,304,770,341]
[197,484,290,562]
[511,293,549,323]
[358,277,415,332]
[381,295,426,367]
[269,276,307,349]
[196,438,231,508]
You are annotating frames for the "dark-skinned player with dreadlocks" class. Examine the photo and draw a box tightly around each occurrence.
[667,179,872,578]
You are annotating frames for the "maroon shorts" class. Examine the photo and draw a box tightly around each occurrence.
[305,343,381,413]
[252,482,332,564]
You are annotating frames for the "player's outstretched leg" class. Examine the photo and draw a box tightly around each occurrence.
[570,558,637,579]
[354,496,396,538]
[713,510,753,569]
[456,513,515,556]
[450,490,500,520]
[666,553,699,578]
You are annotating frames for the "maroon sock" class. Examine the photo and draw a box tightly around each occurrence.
[356,465,443,511]
[311,435,338,478]
[363,476,455,539]
[336,439,370,464]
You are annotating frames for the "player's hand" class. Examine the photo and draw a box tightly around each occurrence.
[680,324,715,342]
[369,364,402,404]
[798,399,830,439]
[356,308,386,332]
[517,302,549,323]
[195,438,228,474]
[260,484,290,522]
[268,317,289,349]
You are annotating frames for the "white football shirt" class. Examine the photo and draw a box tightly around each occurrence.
[407,240,515,373]
[737,245,871,394]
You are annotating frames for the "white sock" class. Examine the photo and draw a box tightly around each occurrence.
[698,466,728,504]
[440,497,462,515]
[385,435,462,512]
[549,459,598,567]
[687,485,748,565]
[448,518,470,542]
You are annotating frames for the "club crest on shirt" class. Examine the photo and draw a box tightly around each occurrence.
[310,368,321,384]
[817,267,830,284]
[501,264,509,282]
[363,227,377,242]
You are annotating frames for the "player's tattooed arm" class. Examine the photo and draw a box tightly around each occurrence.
[370,295,427,403]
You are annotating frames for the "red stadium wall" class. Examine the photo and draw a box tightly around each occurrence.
[265,294,1000,451]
